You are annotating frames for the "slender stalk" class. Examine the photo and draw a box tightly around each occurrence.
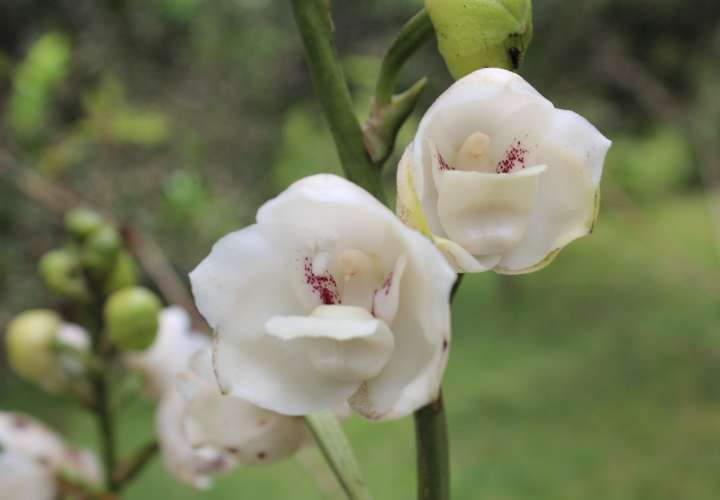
[290,0,384,200]
[413,275,463,500]
[414,392,450,500]
[305,411,373,500]
[375,9,434,106]
[113,440,159,489]
[92,365,118,492]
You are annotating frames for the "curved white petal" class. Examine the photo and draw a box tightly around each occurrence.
[156,388,236,489]
[266,306,394,383]
[178,348,308,465]
[437,166,546,257]
[350,226,455,420]
[0,452,55,500]
[0,412,102,489]
[192,225,355,415]
[496,108,609,273]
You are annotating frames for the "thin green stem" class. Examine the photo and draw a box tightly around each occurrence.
[414,392,450,500]
[92,368,118,492]
[113,440,159,489]
[290,0,383,200]
[413,275,464,500]
[305,411,373,500]
[375,9,434,106]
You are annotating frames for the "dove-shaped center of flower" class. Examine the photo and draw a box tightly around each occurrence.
[426,131,548,258]
[264,249,406,383]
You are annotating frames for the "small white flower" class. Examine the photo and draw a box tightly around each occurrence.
[191,174,455,420]
[0,412,102,498]
[397,68,611,274]
[125,306,209,398]
[157,348,308,488]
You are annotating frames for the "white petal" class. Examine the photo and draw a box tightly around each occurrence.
[192,225,353,415]
[350,227,455,420]
[432,236,500,273]
[266,306,395,383]
[437,166,546,257]
[0,412,67,467]
[179,348,308,465]
[156,388,235,489]
[0,452,55,500]
[496,111,609,273]
[372,254,407,324]
[190,225,303,335]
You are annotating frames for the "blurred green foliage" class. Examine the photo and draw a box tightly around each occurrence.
[7,32,70,148]
[1,0,719,498]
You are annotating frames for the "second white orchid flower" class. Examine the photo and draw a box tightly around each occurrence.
[397,68,611,274]
[191,174,456,420]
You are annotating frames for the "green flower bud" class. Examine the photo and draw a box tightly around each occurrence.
[65,208,105,242]
[103,250,138,294]
[426,0,533,79]
[82,225,121,279]
[5,309,61,384]
[39,248,91,302]
[104,287,161,351]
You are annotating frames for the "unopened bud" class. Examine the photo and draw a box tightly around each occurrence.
[4,310,61,383]
[82,225,121,279]
[39,248,90,302]
[65,208,104,242]
[426,0,533,78]
[104,287,161,351]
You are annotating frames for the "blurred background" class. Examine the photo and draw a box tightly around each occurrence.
[1,0,720,498]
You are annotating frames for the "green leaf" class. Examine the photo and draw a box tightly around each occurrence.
[305,411,373,500]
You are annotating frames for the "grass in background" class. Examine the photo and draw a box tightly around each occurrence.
[2,193,719,499]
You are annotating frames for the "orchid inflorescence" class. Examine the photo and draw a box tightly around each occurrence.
[2,1,610,499]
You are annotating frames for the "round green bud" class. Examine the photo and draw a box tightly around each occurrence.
[5,309,61,383]
[82,225,121,279]
[104,287,161,351]
[39,248,91,302]
[65,208,105,242]
[426,0,533,79]
[103,250,138,294]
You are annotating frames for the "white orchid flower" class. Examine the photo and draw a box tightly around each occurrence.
[125,306,209,398]
[156,347,308,488]
[190,174,455,420]
[0,412,102,499]
[397,68,612,274]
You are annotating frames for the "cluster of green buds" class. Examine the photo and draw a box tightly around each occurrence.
[4,208,163,394]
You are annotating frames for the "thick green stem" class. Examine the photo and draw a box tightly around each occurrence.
[414,392,450,500]
[375,9,434,106]
[290,0,384,200]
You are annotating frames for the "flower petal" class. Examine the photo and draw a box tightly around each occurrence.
[437,166,546,257]
[350,227,455,420]
[265,306,395,383]
[495,111,610,273]
[0,452,55,500]
[192,225,356,415]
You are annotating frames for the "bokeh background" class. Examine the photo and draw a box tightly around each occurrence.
[2,0,720,498]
